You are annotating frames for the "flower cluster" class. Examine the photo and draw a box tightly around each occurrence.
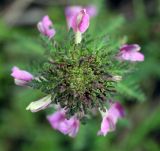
[11,6,144,137]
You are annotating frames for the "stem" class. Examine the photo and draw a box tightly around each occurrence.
[75,31,82,44]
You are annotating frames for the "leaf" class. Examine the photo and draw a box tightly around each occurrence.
[116,79,146,102]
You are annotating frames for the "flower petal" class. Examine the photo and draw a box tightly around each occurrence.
[71,9,90,33]
[65,6,82,29]
[66,116,80,137]
[97,116,115,136]
[78,9,90,33]
[85,5,98,17]
[47,109,80,137]
[98,102,124,136]
[108,102,125,124]
[129,51,144,61]
[120,44,141,52]
[47,109,66,129]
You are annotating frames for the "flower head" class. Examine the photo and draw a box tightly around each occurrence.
[47,108,80,137]
[117,44,144,62]
[26,95,52,112]
[37,15,56,39]
[11,66,33,86]
[98,102,124,136]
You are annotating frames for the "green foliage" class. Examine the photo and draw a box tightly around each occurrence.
[116,77,146,102]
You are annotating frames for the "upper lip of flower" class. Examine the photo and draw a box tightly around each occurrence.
[117,44,144,61]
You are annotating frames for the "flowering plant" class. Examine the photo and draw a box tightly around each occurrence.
[11,7,144,137]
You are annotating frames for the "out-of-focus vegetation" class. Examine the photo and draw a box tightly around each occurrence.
[0,0,160,151]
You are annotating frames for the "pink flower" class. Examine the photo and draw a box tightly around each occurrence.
[37,15,56,39]
[65,6,82,29]
[47,109,80,137]
[71,9,90,33]
[64,116,80,137]
[65,5,96,29]
[85,5,98,17]
[11,66,33,86]
[98,102,124,136]
[65,7,90,44]
[117,44,144,62]
[47,108,66,130]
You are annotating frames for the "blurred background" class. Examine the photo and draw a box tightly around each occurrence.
[0,0,160,151]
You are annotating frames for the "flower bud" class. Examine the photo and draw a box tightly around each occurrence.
[37,15,56,39]
[71,9,90,33]
[11,66,33,86]
[26,95,52,112]
[71,9,90,44]
[112,75,122,82]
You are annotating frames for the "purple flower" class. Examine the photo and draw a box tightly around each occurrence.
[37,15,56,39]
[26,95,52,112]
[85,5,98,17]
[47,109,80,137]
[71,9,90,33]
[117,44,144,62]
[98,102,124,136]
[11,66,33,86]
